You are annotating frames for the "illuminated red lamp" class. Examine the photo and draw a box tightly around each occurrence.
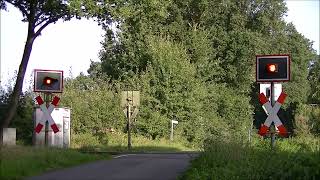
[266,64,278,73]
[43,77,56,86]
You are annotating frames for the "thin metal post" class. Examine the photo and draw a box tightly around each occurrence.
[127,103,132,150]
[170,121,173,141]
[44,121,49,146]
[270,82,276,149]
[44,93,51,147]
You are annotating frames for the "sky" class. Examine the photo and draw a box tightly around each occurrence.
[0,4,105,89]
[0,0,319,90]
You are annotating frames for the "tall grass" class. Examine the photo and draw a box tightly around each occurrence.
[182,135,320,180]
[71,132,196,152]
[0,146,110,180]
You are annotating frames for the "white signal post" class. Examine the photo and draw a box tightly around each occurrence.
[170,120,178,141]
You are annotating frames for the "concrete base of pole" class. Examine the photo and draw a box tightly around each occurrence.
[2,128,16,146]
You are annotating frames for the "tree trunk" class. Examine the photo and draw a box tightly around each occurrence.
[1,32,35,130]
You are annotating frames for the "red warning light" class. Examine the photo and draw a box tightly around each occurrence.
[256,55,290,82]
[45,79,51,85]
[266,64,278,73]
[43,77,56,86]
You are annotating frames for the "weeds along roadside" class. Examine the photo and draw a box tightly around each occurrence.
[71,131,198,152]
[181,135,320,180]
[0,145,110,180]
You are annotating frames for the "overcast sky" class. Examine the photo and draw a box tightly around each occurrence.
[0,0,319,90]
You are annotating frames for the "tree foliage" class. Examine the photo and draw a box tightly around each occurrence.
[0,0,110,132]
[0,0,74,131]
[90,0,317,141]
[61,75,124,134]
[308,55,320,104]
[2,0,318,146]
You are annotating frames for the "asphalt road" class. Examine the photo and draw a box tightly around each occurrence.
[26,153,199,180]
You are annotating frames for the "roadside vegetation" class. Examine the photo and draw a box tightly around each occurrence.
[182,135,320,179]
[0,145,110,180]
[72,132,195,152]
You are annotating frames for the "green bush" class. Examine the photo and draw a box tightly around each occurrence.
[182,136,320,180]
[293,104,320,136]
[71,132,102,150]
[61,75,126,134]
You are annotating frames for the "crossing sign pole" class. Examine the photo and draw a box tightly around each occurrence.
[121,91,140,150]
[44,93,51,146]
[270,82,276,149]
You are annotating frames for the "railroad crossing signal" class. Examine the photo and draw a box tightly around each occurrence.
[256,55,290,82]
[258,92,288,137]
[34,69,63,93]
[34,96,60,133]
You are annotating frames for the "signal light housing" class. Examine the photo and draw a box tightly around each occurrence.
[34,70,63,93]
[256,55,290,82]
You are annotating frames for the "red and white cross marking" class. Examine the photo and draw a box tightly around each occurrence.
[34,96,60,133]
[258,92,288,137]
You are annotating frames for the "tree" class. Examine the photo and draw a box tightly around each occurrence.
[0,0,74,133]
[308,55,320,104]
[92,0,317,141]
[0,0,109,135]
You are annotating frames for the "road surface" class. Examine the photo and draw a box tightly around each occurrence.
[26,153,198,180]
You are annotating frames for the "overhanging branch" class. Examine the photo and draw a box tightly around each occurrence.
[35,16,49,27]
[34,18,57,37]
[7,1,28,17]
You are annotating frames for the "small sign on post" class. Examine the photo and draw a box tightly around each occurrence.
[121,91,140,109]
[172,120,178,124]
[170,120,178,141]
[121,91,140,150]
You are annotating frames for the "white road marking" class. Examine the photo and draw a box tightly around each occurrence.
[113,154,136,159]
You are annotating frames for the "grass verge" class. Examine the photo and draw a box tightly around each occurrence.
[181,135,320,180]
[72,132,197,152]
[0,145,110,180]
